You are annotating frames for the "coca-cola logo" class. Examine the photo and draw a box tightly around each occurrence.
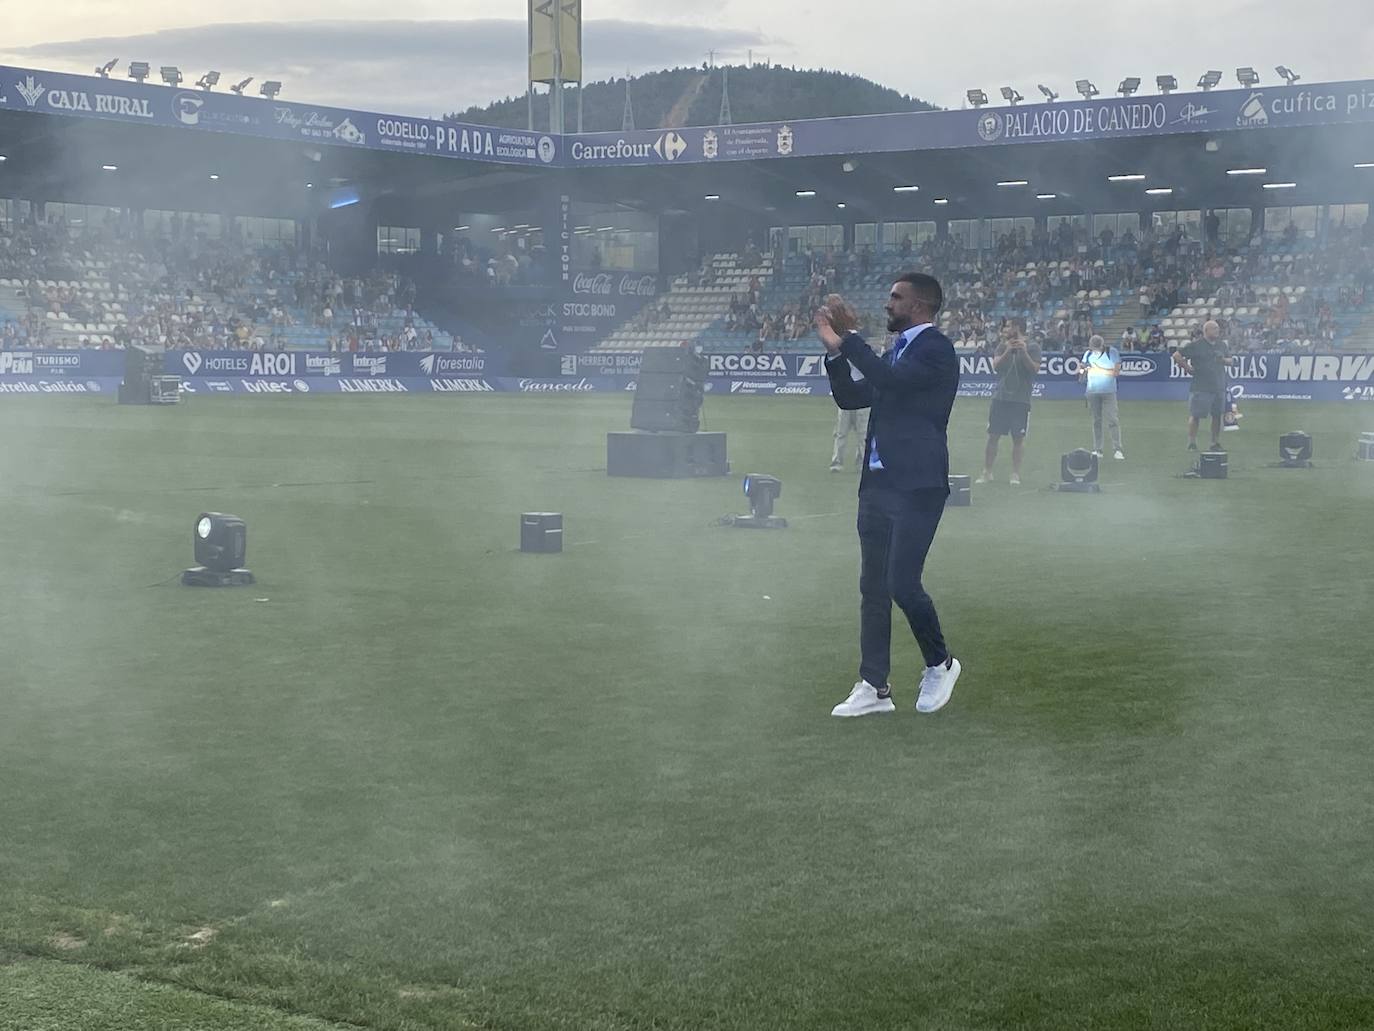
[618,274,657,297]
[572,273,613,295]
[570,273,658,297]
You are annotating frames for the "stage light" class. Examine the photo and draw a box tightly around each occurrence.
[1226,167,1267,176]
[1108,173,1146,182]
[196,70,220,90]
[229,77,253,95]
[95,58,118,78]
[967,89,988,108]
[1036,193,1057,200]
[732,475,787,529]
[996,179,1028,187]
[1058,449,1101,492]
[1262,182,1298,190]
[1038,84,1058,102]
[160,66,183,86]
[795,190,817,197]
[1146,187,1174,195]
[1198,70,1223,91]
[259,81,283,99]
[893,185,920,193]
[1236,67,1260,87]
[933,197,949,205]
[1118,77,1141,96]
[127,62,150,83]
[1157,75,1178,94]
[1076,79,1099,100]
[182,512,255,586]
[1000,86,1023,105]
[1279,431,1313,467]
[704,194,720,200]
[1276,65,1300,85]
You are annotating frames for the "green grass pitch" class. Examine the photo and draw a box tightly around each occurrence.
[2,393,1373,1031]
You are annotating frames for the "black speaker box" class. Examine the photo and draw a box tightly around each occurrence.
[1199,450,1228,479]
[947,474,971,506]
[607,432,728,478]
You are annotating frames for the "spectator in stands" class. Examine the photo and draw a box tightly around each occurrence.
[1121,325,1139,352]
[1080,334,1125,460]
[978,317,1040,486]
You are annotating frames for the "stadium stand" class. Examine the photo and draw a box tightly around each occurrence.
[676,222,1374,355]
[0,218,462,353]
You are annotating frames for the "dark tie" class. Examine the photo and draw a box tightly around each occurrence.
[890,333,907,364]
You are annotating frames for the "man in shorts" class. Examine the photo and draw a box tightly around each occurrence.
[1173,320,1232,451]
[978,318,1040,486]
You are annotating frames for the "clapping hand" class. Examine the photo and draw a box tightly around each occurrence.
[815,293,859,352]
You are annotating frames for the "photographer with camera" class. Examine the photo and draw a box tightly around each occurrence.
[978,317,1040,486]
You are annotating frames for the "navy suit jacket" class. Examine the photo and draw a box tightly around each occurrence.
[825,326,960,493]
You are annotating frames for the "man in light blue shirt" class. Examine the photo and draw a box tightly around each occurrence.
[1080,334,1125,459]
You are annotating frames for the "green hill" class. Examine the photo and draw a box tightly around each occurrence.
[447,64,938,131]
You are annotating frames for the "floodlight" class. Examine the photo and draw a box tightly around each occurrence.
[1057,449,1101,492]
[1076,79,1099,100]
[229,76,253,95]
[1276,65,1300,85]
[127,62,150,83]
[1198,70,1223,91]
[196,70,221,90]
[1156,75,1178,94]
[182,512,255,586]
[731,475,787,529]
[1236,67,1260,87]
[1118,77,1141,96]
[1038,84,1058,102]
[259,81,283,99]
[1000,86,1023,105]
[95,58,118,78]
[159,66,183,86]
[1278,431,1313,467]
[841,159,858,173]
[967,89,988,108]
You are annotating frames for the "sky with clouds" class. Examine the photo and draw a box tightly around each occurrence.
[2,1,1371,119]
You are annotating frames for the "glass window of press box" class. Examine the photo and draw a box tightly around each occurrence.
[377,226,421,256]
[45,202,122,233]
[144,209,225,240]
[0,198,33,228]
[449,213,549,286]
[568,205,657,272]
[1264,206,1320,238]
[1151,209,1203,238]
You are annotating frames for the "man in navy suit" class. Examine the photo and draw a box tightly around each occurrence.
[816,273,963,717]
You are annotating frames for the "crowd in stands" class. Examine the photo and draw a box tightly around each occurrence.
[716,216,1374,354]
[1,216,459,352]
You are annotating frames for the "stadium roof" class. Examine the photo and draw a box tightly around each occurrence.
[2,62,1373,222]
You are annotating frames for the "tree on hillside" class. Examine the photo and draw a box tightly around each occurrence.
[445,65,937,131]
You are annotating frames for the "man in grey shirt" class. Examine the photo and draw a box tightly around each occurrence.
[978,317,1041,486]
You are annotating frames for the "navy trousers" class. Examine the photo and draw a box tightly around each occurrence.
[856,480,949,687]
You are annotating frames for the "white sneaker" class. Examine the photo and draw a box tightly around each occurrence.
[915,657,962,714]
[975,473,993,484]
[831,680,896,718]
[1091,450,1103,458]
[1009,474,1021,486]
[1113,449,1126,461]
